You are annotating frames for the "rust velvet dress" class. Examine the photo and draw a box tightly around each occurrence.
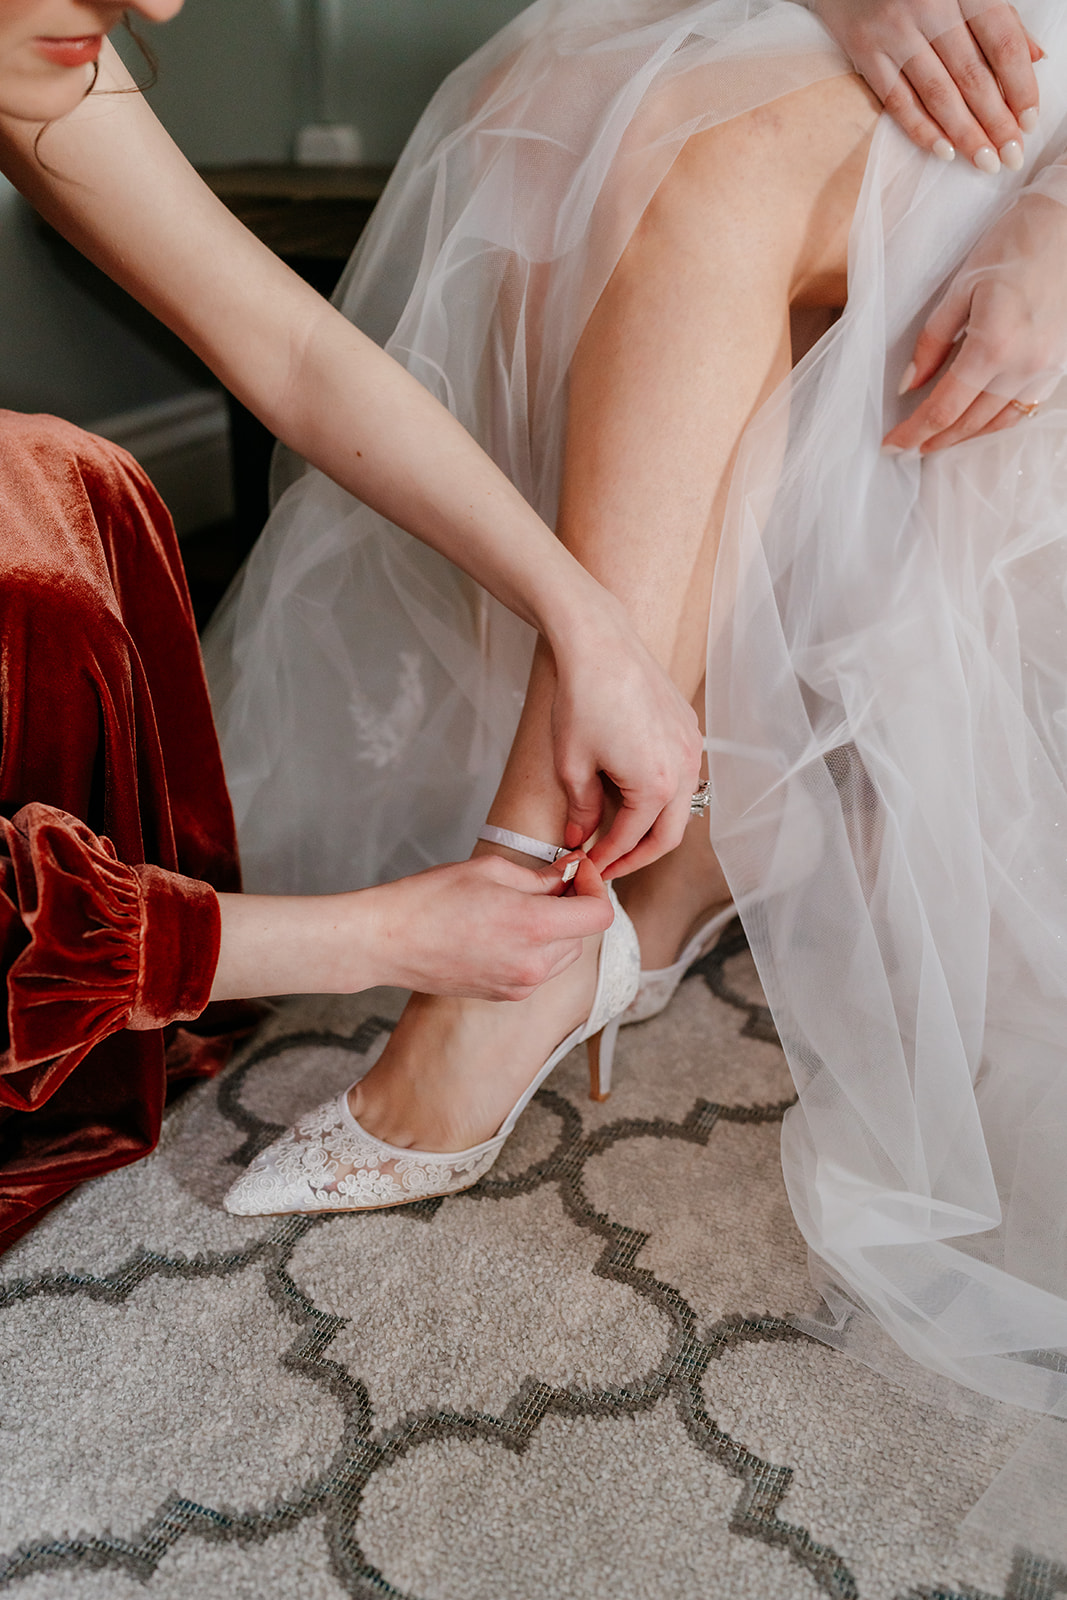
[0,408,251,1253]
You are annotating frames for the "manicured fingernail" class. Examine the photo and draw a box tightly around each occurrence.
[973,146,1001,175]
[999,139,1024,172]
[561,858,579,884]
[897,361,917,397]
[1019,107,1039,134]
[882,444,905,455]
[932,138,955,163]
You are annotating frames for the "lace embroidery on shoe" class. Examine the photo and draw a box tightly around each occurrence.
[224,1096,499,1215]
[586,893,641,1034]
[623,970,684,1026]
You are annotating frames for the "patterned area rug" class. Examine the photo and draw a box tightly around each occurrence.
[0,932,1061,1600]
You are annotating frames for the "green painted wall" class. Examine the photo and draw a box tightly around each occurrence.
[0,176,204,422]
[138,0,529,165]
[315,0,529,163]
[131,0,298,165]
[1,0,529,423]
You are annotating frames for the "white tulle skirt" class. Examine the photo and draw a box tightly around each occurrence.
[205,0,1067,1532]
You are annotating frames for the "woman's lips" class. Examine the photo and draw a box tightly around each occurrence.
[34,35,104,69]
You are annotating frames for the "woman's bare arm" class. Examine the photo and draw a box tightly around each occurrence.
[0,43,700,867]
[0,44,586,636]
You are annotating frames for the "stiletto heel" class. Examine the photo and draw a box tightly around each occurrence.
[224,831,639,1217]
[587,1013,620,1102]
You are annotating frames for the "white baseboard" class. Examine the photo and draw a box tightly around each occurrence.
[88,390,233,538]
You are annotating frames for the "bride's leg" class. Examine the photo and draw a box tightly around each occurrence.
[353,73,880,1152]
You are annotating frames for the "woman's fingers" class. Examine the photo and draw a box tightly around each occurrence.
[969,397,1034,440]
[928,18,1025,166]
[552,618,700,869]
[966,5,1042,127]
[885,363,1034,453]
[534,851,607,915]
[379,853,616,999]
[891,24,1017,169]
[565,852,613,907]
[908,297,969,389]
[815,1,1041,160]
[912,383,1019,451]
[888,187,1067,456]
[884,368,984,450]
[883,274,971,448]
[881,68,959,158]
[589,782,693,880]
[536,850,610,905]
[559,765,604,852]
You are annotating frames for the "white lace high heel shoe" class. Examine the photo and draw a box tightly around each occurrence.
[223,829,640,1217]
[620,902,737,1026]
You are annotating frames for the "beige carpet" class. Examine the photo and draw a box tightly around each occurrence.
[0,930,1060,1600]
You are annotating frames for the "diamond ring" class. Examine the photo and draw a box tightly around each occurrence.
[690,781,712,817]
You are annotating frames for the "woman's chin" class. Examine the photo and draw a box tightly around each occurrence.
[0,63,95,124]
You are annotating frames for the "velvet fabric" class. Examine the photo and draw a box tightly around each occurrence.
[0,410,253,1253]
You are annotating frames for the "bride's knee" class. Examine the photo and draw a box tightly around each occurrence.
[628,73,878,300]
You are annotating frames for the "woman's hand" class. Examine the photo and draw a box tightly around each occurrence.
[810,0,1042,169]
[884,191,1067,454]
[367,851,614,999]
[213,853,614,1003]
[548,605,703,880]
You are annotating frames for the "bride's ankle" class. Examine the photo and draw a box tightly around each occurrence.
[473,820,570,869]
[347,993,468,1150]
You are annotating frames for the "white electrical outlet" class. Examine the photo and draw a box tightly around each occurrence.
[295,124,364,165]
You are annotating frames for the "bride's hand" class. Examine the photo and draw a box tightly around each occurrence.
[809,0,1042,169]
[548,609,702,880]
[883,189,1067,454]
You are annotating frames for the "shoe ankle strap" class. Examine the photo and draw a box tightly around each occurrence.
[477,824,567,863]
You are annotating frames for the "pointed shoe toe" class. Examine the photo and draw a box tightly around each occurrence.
[223,1092,502,1217]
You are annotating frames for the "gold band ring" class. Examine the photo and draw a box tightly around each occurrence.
[1009,399,1041,418]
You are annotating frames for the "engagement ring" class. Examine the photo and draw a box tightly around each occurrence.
[690,781,712,817]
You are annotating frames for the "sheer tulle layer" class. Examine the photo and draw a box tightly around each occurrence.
[206,0,1067,1489]
[707,5,1067,1433]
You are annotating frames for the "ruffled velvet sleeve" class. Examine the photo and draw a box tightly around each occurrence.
[0,803,221,1111]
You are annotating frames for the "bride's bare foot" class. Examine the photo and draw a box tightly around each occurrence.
[617,816,731,971]
[349,929,601,1153]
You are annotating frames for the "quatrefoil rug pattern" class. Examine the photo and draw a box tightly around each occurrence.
[0,933,1062,1600]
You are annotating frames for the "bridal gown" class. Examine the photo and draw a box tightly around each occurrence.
[204,0,1067,1547]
